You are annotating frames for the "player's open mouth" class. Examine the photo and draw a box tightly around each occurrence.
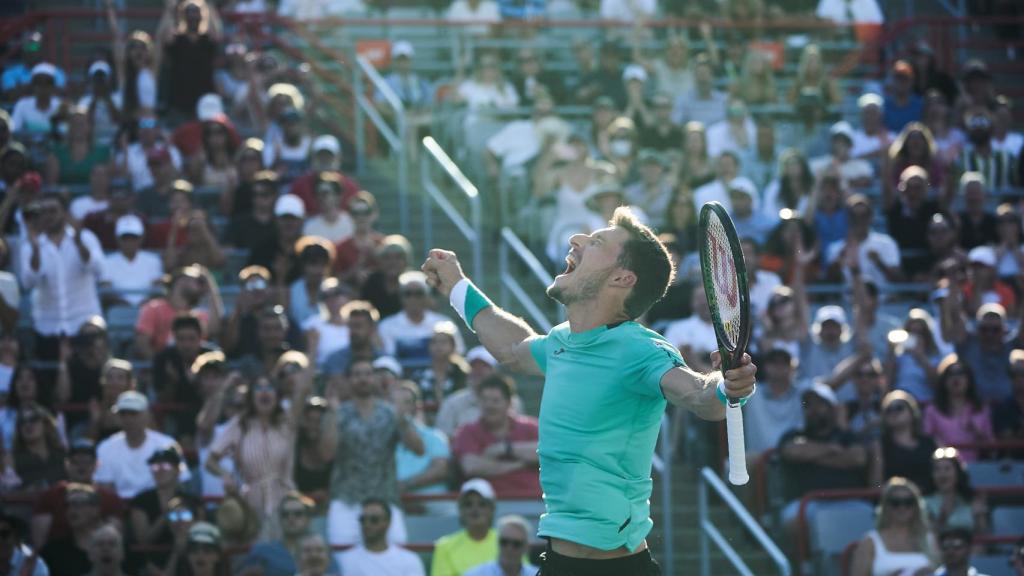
[562,253,578,275]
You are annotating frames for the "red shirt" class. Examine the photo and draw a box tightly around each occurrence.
[171,119,242,158]
[135,298,210,353]
[962,280,1017,314]
[333,232,384,279]
[289,170,362,215]
[33,482,125,542]
[453,414,541,497]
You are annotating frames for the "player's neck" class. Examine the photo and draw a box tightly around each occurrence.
[565,300,628,334]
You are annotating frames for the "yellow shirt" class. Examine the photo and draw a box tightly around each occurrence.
[430,528,497,576]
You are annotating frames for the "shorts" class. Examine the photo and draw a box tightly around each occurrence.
[536,540,662,576]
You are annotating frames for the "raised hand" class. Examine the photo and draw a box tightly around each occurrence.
[421,249,466,298]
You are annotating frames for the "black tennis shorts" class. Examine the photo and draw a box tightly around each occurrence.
[536,541,662,576]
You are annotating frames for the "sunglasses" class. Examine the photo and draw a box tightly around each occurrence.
[254,383,276,393]
[402,290,427,298]
[886,496,917,509]
[168,509,194,522]
[281,508,307,519]
[139,118,158,129]
[359,515,385,525]
[149,461,176,472]
[884,403,907,414]
[499,537,526,549]
[945,366,968,376]
[941,539,968,551]
[351,207,372,216]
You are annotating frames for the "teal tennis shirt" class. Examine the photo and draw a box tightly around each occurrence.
[529,320,685,552]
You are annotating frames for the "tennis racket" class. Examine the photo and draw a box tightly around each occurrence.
[698,202,752,485]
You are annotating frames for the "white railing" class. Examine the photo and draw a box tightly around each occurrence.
[497,227,558,332]
[420,136,483,279]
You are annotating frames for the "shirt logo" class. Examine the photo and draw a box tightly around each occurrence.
[553,348,566,356]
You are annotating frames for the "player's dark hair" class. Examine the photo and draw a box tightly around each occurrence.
[171,313,202,334]
[479,374,516,401]
[361,497,392,521]
[612,207,674,319]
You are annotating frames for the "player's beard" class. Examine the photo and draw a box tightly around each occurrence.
[547,267,611,307]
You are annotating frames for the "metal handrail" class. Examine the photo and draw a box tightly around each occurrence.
[498,227,556,332]
[420,136,483,279]
[655,413,674,575]
[698,467,791,576]
[353,54,409,235]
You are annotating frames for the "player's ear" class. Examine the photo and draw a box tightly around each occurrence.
[611,269,637,289]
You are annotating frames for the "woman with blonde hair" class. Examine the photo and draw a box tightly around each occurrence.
[787,44,840,105]
[871,391,937,493]
[730,50,777,105]
[886,308,943,403]
[885,122,944,194]
[850,477,938,576]
[678,121,715,189]
[106,0,157,120]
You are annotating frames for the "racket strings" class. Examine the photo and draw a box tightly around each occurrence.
[707,214,743,347]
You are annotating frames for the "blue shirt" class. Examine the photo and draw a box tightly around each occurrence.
[883,94,924,132]
[234,540,340,576]
[2,63,66,92]
[379,72,433,108]
[396,422,450,494]
[530,321,684,551]
[496,0,545,19]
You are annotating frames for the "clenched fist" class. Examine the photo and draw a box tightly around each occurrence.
[421,249,466,297]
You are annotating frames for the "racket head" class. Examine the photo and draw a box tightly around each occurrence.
[698,202,752,372]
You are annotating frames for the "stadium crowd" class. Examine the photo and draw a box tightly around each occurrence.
[0,0,1022,574]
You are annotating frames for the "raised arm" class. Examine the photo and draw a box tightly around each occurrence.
[659,351,756,421]
[422,249,543,376]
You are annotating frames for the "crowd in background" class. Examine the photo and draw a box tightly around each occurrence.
[0,0,1021,574]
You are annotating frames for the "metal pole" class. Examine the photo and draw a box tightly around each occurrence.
[499,229,509,309]
[660,415,675,575]
[421,149,433,257]
[472,196,483,280]
[397,112,409,237]
[698,472,710,576]
[352,52,366,175]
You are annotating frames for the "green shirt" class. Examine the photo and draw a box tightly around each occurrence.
[430,528,497,576]
[530,320,684,551]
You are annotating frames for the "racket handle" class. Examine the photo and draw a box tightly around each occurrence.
[725,402,749,485]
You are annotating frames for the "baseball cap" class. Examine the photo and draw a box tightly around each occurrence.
[191,350,227,374]
[147,446,183,466]
[857,93,883,109]
[968,246,996,268]
[727,177,757,199]
[392,40,414,59]
[197,93,225,121]
[274,194,306,219]
[372,356,403,377]
[622,64,647,83]
[961,59,991,81]
[466,345,497,367]
[813,305,848,327]
[312,135,341,156]
[399,270,429,290]
[188,522,222,546]
[460,478,496,501]
[802,382,839,407]
[115,215,145,238]
[30,62,58,80]
[113,390,149,413]
[88,60,112,77]
[829,121,855,143]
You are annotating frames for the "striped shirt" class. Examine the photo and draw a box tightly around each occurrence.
[958,147,1019,191]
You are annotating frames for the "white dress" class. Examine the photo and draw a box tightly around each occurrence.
[868,530,932,576]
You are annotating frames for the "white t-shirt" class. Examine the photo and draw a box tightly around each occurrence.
[303,315,351,366]
[457,80,519,111]
[303,213,354,244]
[0,271,19,310]
[69,196,109,221]
[103,250,164,306]
[816,0,884,23]
[851,129,894,158]
[487,120,543,172]
[693,180,731,213]
[338,545,425,576]
[446,0,501,35]
[825,231,901,288]
[10,97,60,133]
[706,118,757,160]
[118,69,157,110]
[94,429,190,499]
[809,155,874,187]
[264,134,311,168]
[378,310,466,369]
[663,315,717,356]
[749,270,783,320]
[993,132,1024,155]
[199,421,235,498]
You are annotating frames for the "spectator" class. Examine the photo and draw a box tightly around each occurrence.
[777,382,869,525]
[922,355,994,462]
[30,438,124,550]
[321,358,425,546]
[678,122,715,190]
[303,278,353,368]
[485,88,568,184]
[292,396,333,505]
[958,60,996,112]
[955,173,997,251]
[924,215,967,283]
[85,524,127,576]
[799,305,856,386]
[2,32,65,98]
[107,12,157,120]
[811,121,875,190]
[787,45,840,106]
[730,50,777,105]
[86,359,137,442]
[849,478,938,576]
[190,117,237,195]
[67,164,110,223]
[884,60,925,133]
[418,322,469,406]
[379,271,465,374]
[236,492,338,576]
[954,108,1017,193]
[100,215,162,307]
[359,234,411,320]
[870,390,937,493]
[885,123,946,204]
[536,137,613,261]
[745,120,779,190]
[762,149,814,220]
[373,357,404,400]
[933,527,988,576]
[391,381,450,498]
[94,391,188,499]
[289,136,361,215]
[10,63,61,134]
[193,365,241,500]
[265,108,312,185]
[961,246,1017,315]
[574,42,625,108]
[436,346,522,438]
[825,193,901,287]
[221,138,266,217]
[659,187,698,256]
[228,169,278,260]
[851,93,893,161]
[223,266,278,358]
[693,151,742,212]
[19,192,104,361]
[303,173,353,244]
[263,194,307,284]
[924,90,965,165]
[337,498,424,576]
[728,177,774,245]
[322,300,383,377]
[128,446,203,575]
[206,371,307,538]
[510,47,563,107]
[295,534,336,576]
[44,107,111,186]
[171,93,241,160]
[163,522,230,576]
[122,112,183,193]
[664,285,718,373]
[994,203,1024,285]
[334,191,383,288]
[671,53,726,127]
[240,306,293,375]
[12,406,66,490]
[455,51,519,137]
[446,0,501,36]
[887,309,943,403]
[0,510,49,575]
[453,375,538,496]
[620,151,670,231]
[648,35,693,98]
[289,236,335,326]
[844,358,885,444]
[635,94,682,154]
[991,95,1021,155]
[755,277,811,360]
[82,178,141,251]
[152,314,218,443]
[158,0,222,119]
[431,478,498,576]
[465,515,538,576]
[945,301,1014,403]
[743,347,806,458]
[39,483,104,575]
[136,147,182,221]
[707,99,756,160]
[134,265,221,359]
[886,167,944,278]
[925,447,989,534]
[160,205,226,282]
[994,349,1024,441]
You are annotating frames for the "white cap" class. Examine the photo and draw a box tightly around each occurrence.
[803,382,839,407]
[398,271,429,290]
[113,391,149,413]
[88,60,112,77]
[968,245,997,267]
[857,92,884,109]
[466,345,497,367]
[392,40,414,59]
[813,305,848,327]
[197,93,224,121]
[622,63,648,83]
[312,135,341,156]
[274,194,306,219]
[727,177,757,199]
[829,121,855,143]
[115,214,145,237]
[460,478,496,501]
[371,356,403,377]
[30,62,58,79]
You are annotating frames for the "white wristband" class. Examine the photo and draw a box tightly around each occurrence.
[449,278,471,324]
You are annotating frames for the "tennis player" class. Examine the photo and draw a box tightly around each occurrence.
[422,207,757,575]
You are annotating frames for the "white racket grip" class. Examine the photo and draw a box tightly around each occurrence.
[725,402,749,485]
